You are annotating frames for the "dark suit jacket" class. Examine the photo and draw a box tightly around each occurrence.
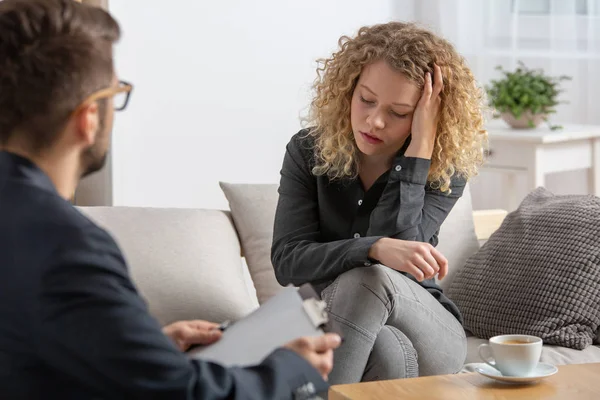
[0,151,327,399]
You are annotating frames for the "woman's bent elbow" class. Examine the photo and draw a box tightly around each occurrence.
[271,250,291,286]
[271,245,312,287]
[273,267,292,286]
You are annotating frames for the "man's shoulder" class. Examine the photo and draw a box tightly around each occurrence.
[36,191,109,240]
[0,153,110,244]
[56,204,116,248]
[46,201,120,261]
[0,183,125,309]
[2,181,116,257]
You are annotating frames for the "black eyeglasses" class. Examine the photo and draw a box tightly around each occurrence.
[112,80,133,111]
[71,80,134,117]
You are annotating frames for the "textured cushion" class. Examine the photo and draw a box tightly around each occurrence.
[78,207,259,326]
[435,183,480,293]
[219,183,284,304]
[448,188,600,350]
[464,336,600,366]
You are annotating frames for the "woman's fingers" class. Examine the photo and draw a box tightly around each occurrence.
[432,64,444,97]
[431,246,449,280]
[421,71,433,101]
[406,263,425,282]
[432,63,444,98]
[421,250,440,278]
[413,255,436,280]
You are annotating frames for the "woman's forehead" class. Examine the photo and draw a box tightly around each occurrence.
[358,61,420,105]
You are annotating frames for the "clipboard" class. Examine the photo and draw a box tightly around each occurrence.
[187,284,336,367]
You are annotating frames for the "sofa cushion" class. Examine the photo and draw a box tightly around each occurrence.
[465,336,600,366]
[78,207,259,326]
[435,183,480,293]
[448,188,600,350]
[219,183,284,304]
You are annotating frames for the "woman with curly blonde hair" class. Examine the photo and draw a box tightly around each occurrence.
[271,21,487,384]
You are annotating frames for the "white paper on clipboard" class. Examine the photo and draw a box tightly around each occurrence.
[186,286,329,367]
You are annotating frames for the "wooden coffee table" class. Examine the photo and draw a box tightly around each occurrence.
[329,363,600,399]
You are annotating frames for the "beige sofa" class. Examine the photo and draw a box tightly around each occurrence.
[79,183,600,369]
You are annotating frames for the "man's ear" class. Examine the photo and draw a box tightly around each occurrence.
[75,102,100,146]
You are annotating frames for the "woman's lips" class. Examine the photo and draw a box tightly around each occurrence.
[360,131,383,144]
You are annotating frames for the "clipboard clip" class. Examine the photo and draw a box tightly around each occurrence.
[297,283,344,340]
[302,298,328,328]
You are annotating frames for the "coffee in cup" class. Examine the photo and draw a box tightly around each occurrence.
[478,334,542,377]
[501,339,531,345]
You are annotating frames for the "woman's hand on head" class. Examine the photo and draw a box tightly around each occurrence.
[405,64,444,160]
[368,237,448,281]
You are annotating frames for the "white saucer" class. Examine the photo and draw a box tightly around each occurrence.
[474,362,558,384]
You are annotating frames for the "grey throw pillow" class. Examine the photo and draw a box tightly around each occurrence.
[219,182,285,304]
[448,188,600,350]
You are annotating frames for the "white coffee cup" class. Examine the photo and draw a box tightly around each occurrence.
[478,334,542,377]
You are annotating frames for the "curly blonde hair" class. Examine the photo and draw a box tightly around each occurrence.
[306,22,488,192]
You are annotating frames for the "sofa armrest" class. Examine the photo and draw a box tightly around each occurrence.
[473,209,508,241]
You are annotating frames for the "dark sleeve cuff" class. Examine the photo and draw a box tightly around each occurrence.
[347,236,385,268]
[267,348,329,396]
[391,156,431,185]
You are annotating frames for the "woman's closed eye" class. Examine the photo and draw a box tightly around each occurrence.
[360,95,375,105]
[391,110,408,118]
[360,94,409,118]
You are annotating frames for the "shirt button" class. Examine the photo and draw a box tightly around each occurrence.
[353,233,361,238]
[358,199,363,206]
[394,165,402,172]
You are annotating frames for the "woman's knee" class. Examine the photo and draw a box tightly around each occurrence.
[321,266,395,337]
[419,333,467,376]
[362,325,418,382]
[332,264,393,294]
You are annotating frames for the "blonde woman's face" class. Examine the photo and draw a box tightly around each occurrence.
[350,60,421,160]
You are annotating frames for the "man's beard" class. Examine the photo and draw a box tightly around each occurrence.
[80,112,109,179]
[81,145,108,179]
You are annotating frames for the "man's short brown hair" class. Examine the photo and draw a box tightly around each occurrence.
[0,0,121,150]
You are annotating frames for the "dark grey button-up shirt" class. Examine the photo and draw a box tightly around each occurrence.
[271,129,466,323]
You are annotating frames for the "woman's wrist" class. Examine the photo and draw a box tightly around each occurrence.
[368,237,389,260]
[405,138,434,159]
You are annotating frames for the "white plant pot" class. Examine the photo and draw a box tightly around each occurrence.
[501,112,546,129]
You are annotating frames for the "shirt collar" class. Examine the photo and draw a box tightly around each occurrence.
[0,150,60,196]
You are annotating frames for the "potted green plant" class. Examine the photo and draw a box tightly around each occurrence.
[486,62,571,130]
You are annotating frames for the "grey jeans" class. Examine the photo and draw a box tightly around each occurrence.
[321,264,467,385]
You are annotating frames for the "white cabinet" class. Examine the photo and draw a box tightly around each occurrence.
[472,122,600,211]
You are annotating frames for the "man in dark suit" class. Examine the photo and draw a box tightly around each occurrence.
[0,0,341,398]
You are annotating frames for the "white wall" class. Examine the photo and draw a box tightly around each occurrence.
[109,0,393,209]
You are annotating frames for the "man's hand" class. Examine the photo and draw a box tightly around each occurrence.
[162,320,223,352]
[369,237,448,281]
[284,334,342,381]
